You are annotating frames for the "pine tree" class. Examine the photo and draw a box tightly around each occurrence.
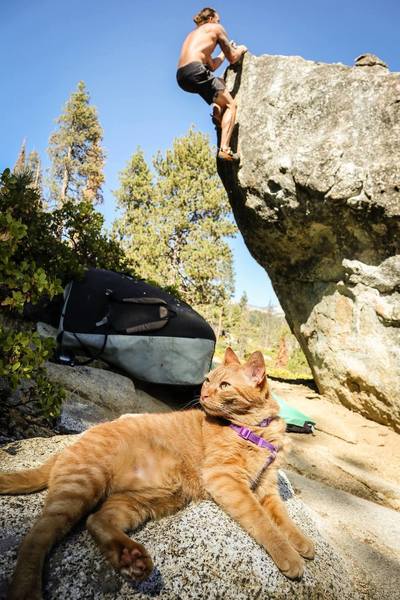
[48,81,105,205]
[239,291,248,310]
[236,291,252,357]
[27,150,43,195]
[13,139,26,174]
[114,129,236,307]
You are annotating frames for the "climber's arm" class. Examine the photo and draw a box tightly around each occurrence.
[216,25,247,64]
[208,51,225,71]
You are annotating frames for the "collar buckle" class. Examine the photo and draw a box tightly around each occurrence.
[240,426,252,440]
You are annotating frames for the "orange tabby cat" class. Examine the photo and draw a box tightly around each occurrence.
[0,348,314,600]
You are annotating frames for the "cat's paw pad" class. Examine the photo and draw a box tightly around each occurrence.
[119,544,153,581]
[277,551,305,580]
[290,534,315,560]
[297,537,315,560]
[282,556,305,580]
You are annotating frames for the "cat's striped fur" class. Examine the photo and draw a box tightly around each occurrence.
[0,348,314,599]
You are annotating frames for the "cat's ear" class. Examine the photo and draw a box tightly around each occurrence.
[223,347,241,365]
[243,351,266,386]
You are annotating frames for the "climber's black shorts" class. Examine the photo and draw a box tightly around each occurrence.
[176,61,225,105]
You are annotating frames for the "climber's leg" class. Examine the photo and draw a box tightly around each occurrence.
[213,89,238,161]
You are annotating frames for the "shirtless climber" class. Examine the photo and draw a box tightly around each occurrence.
[177,7,247,161]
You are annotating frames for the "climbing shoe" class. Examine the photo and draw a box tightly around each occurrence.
[218,148,240,162]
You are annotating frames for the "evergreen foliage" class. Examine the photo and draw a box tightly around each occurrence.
[239,291,248,310]
[27,150,43,195]
[0,169,63,416]
[12,142,43,197]
[1,82,123,425]
[114,129,236,307]
[0,169,62,312]
[0,167,127,418]
[48,81,105,205]
[13,139,26,174]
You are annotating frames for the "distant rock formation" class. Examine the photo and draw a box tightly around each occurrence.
[219,53,400,431]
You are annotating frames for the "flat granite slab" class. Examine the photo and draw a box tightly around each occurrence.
[0,435,357,600]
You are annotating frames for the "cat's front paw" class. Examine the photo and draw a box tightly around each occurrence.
[297,536,315,560]
[289,532,315,560]
[273,545,305,579]
[281,553,305,579]
[119,541,153,581]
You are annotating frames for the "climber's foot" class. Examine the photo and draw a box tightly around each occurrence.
[218,148,240,162]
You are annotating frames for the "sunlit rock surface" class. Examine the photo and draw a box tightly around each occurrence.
[0,436,357,599]
[219,52,400,431]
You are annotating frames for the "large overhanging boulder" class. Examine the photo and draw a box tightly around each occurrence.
[219,53,400,431]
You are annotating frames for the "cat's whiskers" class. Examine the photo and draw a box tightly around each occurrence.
[207,403,244,423]
[177,398,201,411]
[217,399,277,427]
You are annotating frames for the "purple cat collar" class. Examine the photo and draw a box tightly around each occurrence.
[229,423,278,458]
[229,419,279,490]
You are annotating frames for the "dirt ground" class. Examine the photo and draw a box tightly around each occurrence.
[270,379,400,600]
[271,379,400,511]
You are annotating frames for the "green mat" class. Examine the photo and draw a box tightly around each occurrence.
[272,391,316,433]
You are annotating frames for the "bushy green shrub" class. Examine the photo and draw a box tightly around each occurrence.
[0,167,129,420]
[0,171,62,312]
[0,326,63,418]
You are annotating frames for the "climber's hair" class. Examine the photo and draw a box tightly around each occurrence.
[193,7,217,26]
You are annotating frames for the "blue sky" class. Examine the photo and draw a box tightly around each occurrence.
[1,1,399,306]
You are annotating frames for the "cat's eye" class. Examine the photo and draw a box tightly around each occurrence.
[204,377,210,383]
[220,381,230,389]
